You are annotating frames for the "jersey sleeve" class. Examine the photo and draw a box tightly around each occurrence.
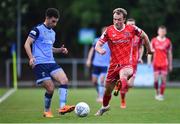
[99,28,108,44]
[28,27,39,40]
[133,25,142,37]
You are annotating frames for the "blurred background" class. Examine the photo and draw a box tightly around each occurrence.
[0,0,180,88]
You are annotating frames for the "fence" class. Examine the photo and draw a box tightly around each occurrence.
[5,58,180,88]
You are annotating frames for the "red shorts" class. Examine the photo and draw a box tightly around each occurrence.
[106,64,133,83]
[154,65,168,75]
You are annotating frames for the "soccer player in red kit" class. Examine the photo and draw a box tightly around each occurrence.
[113,18,144,109]
[95,8,152,116]
[148,25,173,101]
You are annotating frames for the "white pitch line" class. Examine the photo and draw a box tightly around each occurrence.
[0,89,16,103]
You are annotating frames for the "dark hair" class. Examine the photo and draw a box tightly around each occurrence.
[158,25,166,30]
[45,8,60,18]
[113,8,127,19]
[127,18,135,22]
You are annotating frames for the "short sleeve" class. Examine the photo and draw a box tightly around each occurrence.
[28,27,39,40]
[99,28,108,44]
[133,25,142,37]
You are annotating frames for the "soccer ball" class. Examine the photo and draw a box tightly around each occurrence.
[75,102,90,117]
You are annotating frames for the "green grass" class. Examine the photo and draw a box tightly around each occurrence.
[0,88,180,123]
[0,88,9,97]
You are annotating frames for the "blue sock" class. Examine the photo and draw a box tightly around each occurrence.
[98,77,105,98]
[44,92,53,112]
[99,84,105,98]
[58,84,68,109]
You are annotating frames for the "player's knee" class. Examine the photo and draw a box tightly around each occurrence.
[101,78,106,84]
[60,77,69,84]
[47,86,54,94]
[120,74,128,80]
[128,83,133,88]
[162,79,167,83]
[154,78,158,82]
[92,77,98,84]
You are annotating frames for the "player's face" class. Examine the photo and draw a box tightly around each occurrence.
[113,13,125,30]
[126,21,135,26]
[47,17,59,28]
[158,28,167,37]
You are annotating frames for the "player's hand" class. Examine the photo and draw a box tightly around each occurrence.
[60,44,68,54]
[97,49,106,55]
[29,57,36,68]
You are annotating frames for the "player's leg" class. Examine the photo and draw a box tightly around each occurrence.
[128,64,137,88]
[41,80,55,117]
[128,75,135,88]
[92,65,100,94]
[33,64,54,117]
[97,73,106,102]
[154,67,161,99]
[119,75,134,109]
[97,66,108,102]
[95,65,118,116]
[159,68,168,100]
[119,65,133,109]
[113,79,121,96]
[95,81,115,116]
[119,65,133,93]
[92,75,99,96]
[50,64,75,114]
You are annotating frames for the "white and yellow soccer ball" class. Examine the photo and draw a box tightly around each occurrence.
[75,102,90,117]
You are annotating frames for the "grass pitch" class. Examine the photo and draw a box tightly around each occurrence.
[0,88,180,123]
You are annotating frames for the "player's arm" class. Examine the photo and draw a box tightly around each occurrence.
[140,31,153,55]
[95,41,106,55]
[95,28,108,55]
[138,45,144,63]
[86,47,94,67]
[24,27,39,67]
[24,36,35,67]
[147,41,153,65]
[52,44,68,54]
[168,43,173,72]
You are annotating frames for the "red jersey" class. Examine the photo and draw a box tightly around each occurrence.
[151,37,172,67]
[132,36,143,66]
[99,25,142,66]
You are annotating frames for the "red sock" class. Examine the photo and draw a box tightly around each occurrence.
[103,94,111,107]
[120,78,128,93]
[120,91,126,102]
[160,82,166,95]
[154,81,159,94]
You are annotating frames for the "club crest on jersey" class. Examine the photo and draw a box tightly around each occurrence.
[123,32,130,37]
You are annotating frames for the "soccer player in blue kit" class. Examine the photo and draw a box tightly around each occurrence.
[24,8,75,118]
[86,27,110,103]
